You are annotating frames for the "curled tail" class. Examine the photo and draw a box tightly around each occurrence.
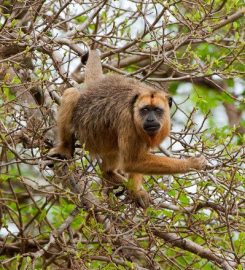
[82,49,104,85]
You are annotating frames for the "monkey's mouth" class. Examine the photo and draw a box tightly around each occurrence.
[144,124,160,135]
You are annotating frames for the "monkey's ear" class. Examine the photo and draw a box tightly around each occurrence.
[168,96,173,108]
[131,94,139,106]
[81,51,89,65]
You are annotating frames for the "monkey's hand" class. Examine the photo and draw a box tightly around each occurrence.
[188,155,207,170]
[129,188,151,209]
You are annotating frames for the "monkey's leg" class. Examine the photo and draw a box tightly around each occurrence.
[103,171,126,187]
[101,156,126,188]
[49,88,81,159]
[125,154,207,175]
[128,173,151,208]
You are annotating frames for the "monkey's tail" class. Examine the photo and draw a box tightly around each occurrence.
[82,50,104,85]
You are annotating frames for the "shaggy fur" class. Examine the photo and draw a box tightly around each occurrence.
[49,50,207,208]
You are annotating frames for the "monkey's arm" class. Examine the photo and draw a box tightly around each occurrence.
[124,154,207,175]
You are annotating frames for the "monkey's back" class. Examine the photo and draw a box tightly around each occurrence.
[72,74,141,155]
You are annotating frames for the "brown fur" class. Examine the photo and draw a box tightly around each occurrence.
[49,50,207,208]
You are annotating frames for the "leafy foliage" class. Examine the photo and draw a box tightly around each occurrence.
[0,0,244,269]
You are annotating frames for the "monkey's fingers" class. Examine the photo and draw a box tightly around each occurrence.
[188,155,208,170]
[130,189,151,209]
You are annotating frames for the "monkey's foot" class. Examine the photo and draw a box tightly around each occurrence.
[189,155,207,170]
[129,189,151,209]
[48,146,72,159]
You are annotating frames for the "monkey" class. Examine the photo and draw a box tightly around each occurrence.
[49,49,207,208]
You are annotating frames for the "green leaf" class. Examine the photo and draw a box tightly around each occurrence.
[38,209,47,222]
[11,76,21,84]
[214,35,221,42]
[1,174,11,181]
[75,15,87,24]
[179,193,190,205]
[168,189,176,197]
[235,32,240,41]
[3,85,15,101]
[233,22,238,30]
[11,19,18,27]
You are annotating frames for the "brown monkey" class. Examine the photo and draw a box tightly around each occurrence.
[49,50,207,208]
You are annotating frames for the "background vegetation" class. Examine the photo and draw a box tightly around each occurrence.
[0,0,244,269]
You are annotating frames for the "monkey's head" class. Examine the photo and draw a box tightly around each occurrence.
[133,91,172,145]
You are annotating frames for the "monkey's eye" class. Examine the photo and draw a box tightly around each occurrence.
[168,97,173,108]
[140,107,149,114]
[154,107,163,114]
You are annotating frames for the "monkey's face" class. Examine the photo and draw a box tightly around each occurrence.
[134,92,172,138]
[141,105,163,135]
